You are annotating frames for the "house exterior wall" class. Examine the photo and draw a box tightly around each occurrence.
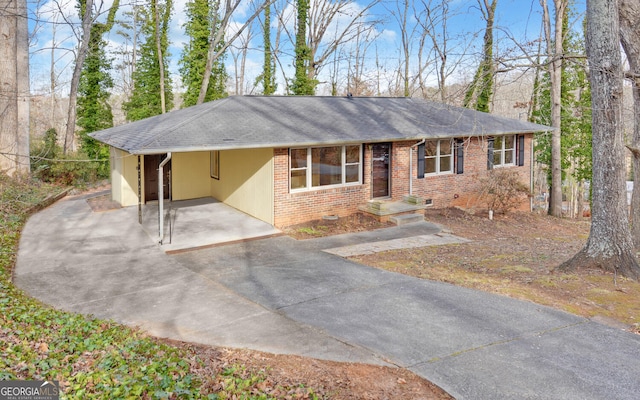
[273,146,371,227]
[110,148,139,207]
[272,135,533,227]
[273,146,373,227]
[211,148,274,224]
[109,133,532,228]
[172,151,211,201]
[410,135,533,211]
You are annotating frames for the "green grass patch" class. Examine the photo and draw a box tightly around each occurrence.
[296,226,328,236]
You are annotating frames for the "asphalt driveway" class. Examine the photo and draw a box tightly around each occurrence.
[15,193,640,399]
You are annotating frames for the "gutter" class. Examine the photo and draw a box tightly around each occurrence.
[158,152,172,244]
[409,139,426,196]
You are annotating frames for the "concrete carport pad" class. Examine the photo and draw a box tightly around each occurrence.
[139,198,281,253]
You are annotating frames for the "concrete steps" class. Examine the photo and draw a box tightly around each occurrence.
[359,196,427,225]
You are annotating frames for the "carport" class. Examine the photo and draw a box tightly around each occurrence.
[132,196,280,253]
[87,187,281,252]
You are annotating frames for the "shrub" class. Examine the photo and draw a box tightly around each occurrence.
[479,169,530,214]
[30,129,108,186]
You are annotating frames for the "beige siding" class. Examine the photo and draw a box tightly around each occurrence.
[110,148,139,207]
[211,148,274,224]
[172,152,211,200]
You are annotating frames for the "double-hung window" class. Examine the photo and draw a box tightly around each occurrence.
[290,145,362,191]
[490,135,516,167]
[425,139,454,175]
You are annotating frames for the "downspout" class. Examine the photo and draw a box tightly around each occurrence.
[158,152,172,244]
[410,139,426,196]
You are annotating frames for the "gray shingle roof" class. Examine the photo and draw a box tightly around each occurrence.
[90,96,550,154]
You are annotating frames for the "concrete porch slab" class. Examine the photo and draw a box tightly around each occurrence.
[139,198,282,253]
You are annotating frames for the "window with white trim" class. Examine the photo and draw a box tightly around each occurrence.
[491,135,516,167]
[290,145,362,191]
[425,139,454,175]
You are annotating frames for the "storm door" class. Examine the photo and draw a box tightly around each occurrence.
[372,143,391,198]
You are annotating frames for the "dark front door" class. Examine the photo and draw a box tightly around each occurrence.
[372,143,391,198]
[144,154,171,202]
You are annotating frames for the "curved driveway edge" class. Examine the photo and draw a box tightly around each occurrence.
[16,194,640,399]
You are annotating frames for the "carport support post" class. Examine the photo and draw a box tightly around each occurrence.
[138,156,142,224]
[158,152,172,244]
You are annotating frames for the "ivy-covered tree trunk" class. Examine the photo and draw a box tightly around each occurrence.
[559,0,640,279]
[179,0,227,107]
[619,0,640,249]
[77,28,114,168]
[291,0,314,95]
[262,4,276,95]
[76,0,119,170]
[463,0,497,112]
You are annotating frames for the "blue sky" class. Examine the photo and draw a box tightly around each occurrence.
[27,0,586,96]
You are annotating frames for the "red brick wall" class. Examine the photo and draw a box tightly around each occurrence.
[273,148,372,227]
[272,135,533,227]
[409,135,533,211]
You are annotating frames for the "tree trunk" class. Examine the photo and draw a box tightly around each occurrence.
[619,0,640,249]
[152,0,166,114]
[540,0,567,217]
[559,0,640,279]
[198,0,270,103]
[15,0,29,174]
[64,0,93,154]
[0,0,30,176]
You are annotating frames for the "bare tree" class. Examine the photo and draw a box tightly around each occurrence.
[114,2,144,99]
[59,0,119,154]
[388,0,416,97]
[559,0,640,279]
[345,25,378,95]
[230,21,257,95]
[272,0,296,93]
[0,0,30,176]
[540,0,568,217]
[197,0,273,104]
[305,0,380,88]
[620,0,640,249]
[61,0,93,153]
[415,0,473,103]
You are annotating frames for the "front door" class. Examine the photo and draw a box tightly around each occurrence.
[144,154,171,202]
[372,143,391,198]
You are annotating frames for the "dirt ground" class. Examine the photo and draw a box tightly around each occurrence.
[167,340,453,399]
